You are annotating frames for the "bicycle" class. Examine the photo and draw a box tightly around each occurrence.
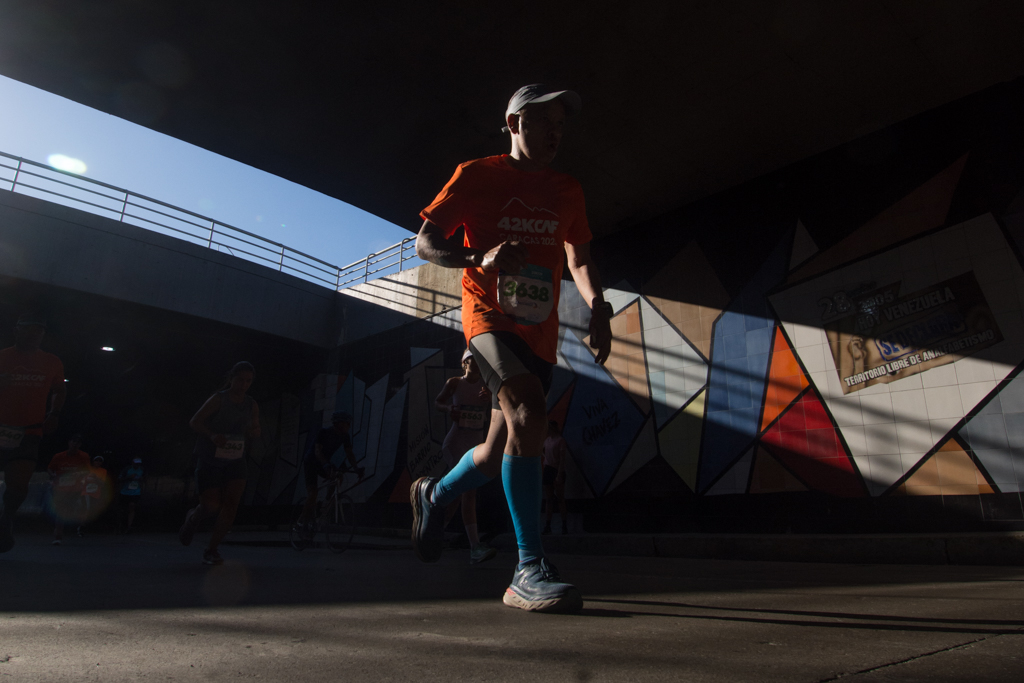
[290,467,360,553]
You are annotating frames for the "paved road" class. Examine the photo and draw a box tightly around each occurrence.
[1,532,1022,681]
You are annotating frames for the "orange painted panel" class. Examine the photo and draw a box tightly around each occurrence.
[900,439,995,495]
[759,327,810,432]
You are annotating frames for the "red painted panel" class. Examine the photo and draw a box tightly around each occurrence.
[761,391,866,497]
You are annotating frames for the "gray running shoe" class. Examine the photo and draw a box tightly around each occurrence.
[202,549,223,565]
[410,477,444,563]
[469,542,498,565]
[503,558,583,613]
[0,514,13,553]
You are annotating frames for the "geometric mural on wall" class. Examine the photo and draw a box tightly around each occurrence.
[770,214,1024,496]
[697,232,793,492]
[760,326,810,432]
[956,368,1024,493]
[603,299,650,413]
[657,388,705,491]
[403,348,447,480]
[547,381,575,432]
[760,389,866,497]
[893,438,995,496]
[644,240,731,361]
[641,295,708,430]
[607,415,658,492]
[561,322,647,497]
[748,446,808,494]
[705,446,754,496]
[349,375,407,503]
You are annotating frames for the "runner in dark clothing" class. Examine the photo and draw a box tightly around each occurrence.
[179,361,260,565]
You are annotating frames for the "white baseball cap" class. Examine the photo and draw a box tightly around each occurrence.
[502,84,581,133]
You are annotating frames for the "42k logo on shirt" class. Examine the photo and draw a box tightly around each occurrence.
[496,216,559,234]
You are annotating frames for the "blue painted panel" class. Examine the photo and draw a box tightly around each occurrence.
[561,329,646,496]
[959,373,1024,493]
[697,232,792,492]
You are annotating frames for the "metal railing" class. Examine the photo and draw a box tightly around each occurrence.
[0,150,418,290]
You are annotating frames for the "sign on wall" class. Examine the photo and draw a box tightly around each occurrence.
[825,272,1003,394]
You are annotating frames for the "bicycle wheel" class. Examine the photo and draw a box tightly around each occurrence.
[323,494,356,553]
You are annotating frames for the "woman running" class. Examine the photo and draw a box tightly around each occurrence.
[435,349,496,564]
[179,361,260,565]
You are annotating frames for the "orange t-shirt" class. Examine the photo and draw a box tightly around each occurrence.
[421,155,592,364]
[0,347,65,435]
[49,449,91,491]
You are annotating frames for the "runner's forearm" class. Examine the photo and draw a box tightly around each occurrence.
[416,221,484,269]
[565,242,605,308]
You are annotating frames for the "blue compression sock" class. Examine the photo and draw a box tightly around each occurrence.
[431,448,493,508]
[502,454,544,568]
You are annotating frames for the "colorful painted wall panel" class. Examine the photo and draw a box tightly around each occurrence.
[894,439,994,496]
[760,390,866,497]
[748,447,808,494]
[760,327,810,432]
[698,233,792,492]
[770,213,1024,496]
[657,388,705,491]
[957,370,1024,493]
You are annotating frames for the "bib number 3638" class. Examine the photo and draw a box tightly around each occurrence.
[498,264,554,325]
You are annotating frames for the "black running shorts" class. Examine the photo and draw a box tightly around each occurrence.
[469,331,553,410]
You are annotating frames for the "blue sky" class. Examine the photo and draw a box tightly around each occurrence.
[0,75,416,277]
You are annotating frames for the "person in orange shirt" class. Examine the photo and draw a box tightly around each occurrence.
[48,433,90,545]
[0,315,66,552]
[410,85,613,613]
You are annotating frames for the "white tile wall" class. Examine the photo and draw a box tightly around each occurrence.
[767,214,1024,496]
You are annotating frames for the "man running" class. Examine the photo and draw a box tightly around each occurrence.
[0,315,66,552]
[411,84,613,613]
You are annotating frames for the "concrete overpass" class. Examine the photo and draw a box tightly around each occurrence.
[1,1,1022,241]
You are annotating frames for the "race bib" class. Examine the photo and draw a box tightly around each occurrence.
[457,406,487,430]
[127,481,140,491]
[214,436,245,460]
[498,265,555,325]
[85,483,99,494]
[58,473,79,487]
[0,425,25,450]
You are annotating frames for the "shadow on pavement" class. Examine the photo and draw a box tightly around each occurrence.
[3,532,1024,623]
[583,598,1024,634]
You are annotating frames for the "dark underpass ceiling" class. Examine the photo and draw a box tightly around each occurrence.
[1,1,1023,238]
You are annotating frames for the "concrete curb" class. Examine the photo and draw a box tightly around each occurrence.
[489,531,1024,566]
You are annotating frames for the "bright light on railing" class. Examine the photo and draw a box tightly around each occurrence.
[0,150,418,291]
